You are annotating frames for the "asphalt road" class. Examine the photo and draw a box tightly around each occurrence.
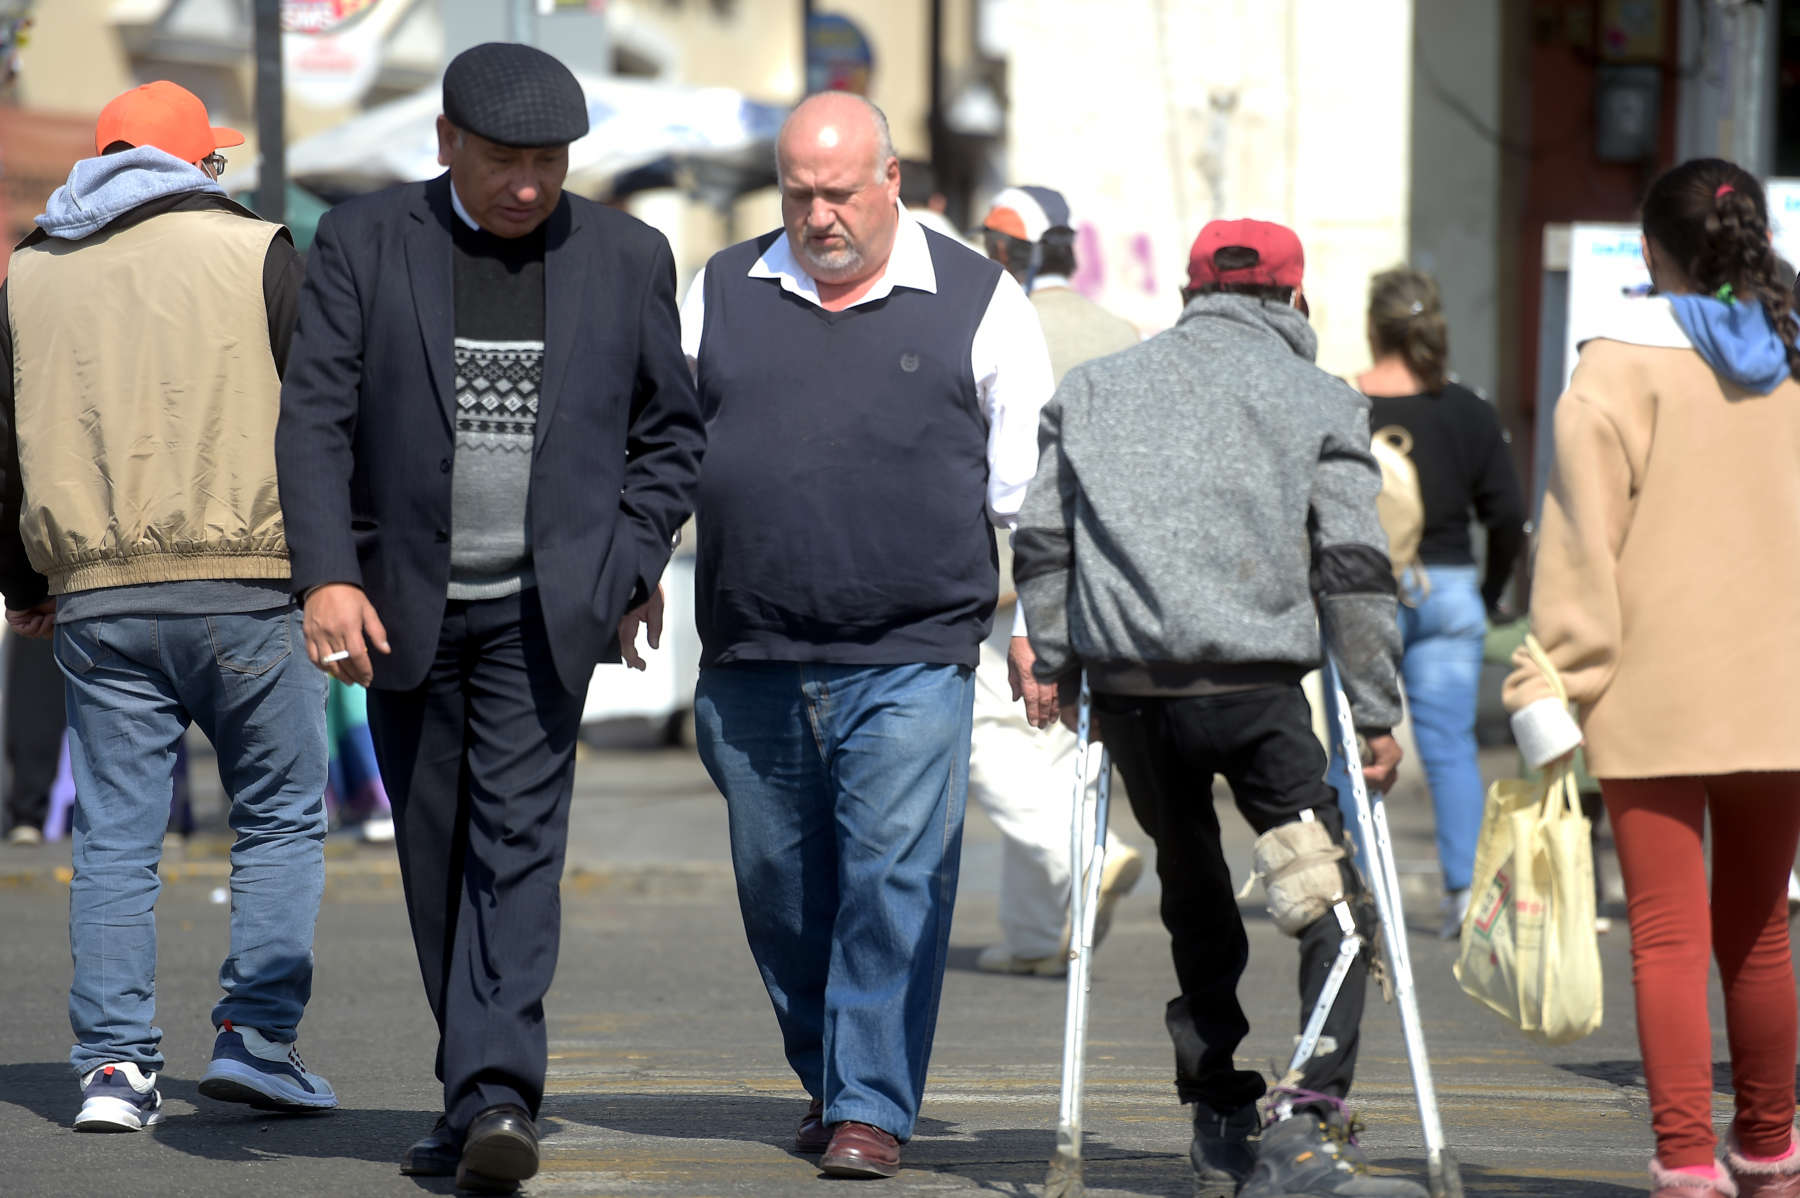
[0,737,1750,1197]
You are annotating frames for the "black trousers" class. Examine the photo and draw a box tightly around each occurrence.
[4,632,65,833]
[1096,683,1372,1116]
[366,589,585,1135]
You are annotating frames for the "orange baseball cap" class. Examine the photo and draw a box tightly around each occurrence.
[94,81,244,164]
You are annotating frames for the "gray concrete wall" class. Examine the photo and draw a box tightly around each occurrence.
[1408,0,1505,401]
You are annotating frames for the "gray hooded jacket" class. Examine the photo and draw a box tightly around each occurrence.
[1014,292,1404,732]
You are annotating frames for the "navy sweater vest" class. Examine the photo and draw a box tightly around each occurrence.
[694,229,1004,668]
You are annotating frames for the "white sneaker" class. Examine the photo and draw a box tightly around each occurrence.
[1091,844,1145,948]
[75,1062,164,1131]
[974,943,1066,978]
[7,824,42,846]
[359,817,395,844]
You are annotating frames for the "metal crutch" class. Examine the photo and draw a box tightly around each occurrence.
[1322,654,1464,1198]
[1046,670,1111,1198]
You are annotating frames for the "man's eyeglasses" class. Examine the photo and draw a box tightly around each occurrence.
[201,152,227,178]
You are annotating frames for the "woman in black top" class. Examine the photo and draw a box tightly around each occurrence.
[1352,268,1526,938]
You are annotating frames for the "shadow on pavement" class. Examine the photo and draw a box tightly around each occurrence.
[913,1150,1651,1198]
[0,1062,442,1178]
[1561,1058,1800,1097]
[1435,1161,1647,1195]
[545,1090,958,1147]
[150,1077,428,1166]
[908,1136,1188,1197]
[0,1061,77,1128]
[914,1134,1650,1197]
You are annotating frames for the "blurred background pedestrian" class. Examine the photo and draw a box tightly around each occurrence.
[1334,267,1527,939]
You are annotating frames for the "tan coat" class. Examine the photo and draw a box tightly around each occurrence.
[1029,286,1140,386]
[1504,331,1800,778]
[7,208,288,595]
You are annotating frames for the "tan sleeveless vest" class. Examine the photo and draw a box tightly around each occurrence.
[7,207,290,594]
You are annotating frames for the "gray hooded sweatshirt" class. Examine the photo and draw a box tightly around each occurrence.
[1013,292,1404,732]
[37,145,225,239]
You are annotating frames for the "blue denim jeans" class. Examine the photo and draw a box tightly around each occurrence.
[1328,566,1487,891]
[694,662,975,1141]
[57,606,328,1076]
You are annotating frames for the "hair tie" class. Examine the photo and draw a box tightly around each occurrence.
[1409,300,1423,315]
[1715,282,1736,305]
[1716,184,1736,199]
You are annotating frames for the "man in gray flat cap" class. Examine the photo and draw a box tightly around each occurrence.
[277,41,704,1194]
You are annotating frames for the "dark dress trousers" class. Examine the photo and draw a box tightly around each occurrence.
[276,173,704,1131]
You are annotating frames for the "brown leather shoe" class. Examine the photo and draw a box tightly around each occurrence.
[820,1121,901,1179]
[795,1097,829,1154]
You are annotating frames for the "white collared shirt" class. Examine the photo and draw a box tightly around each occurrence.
[680,203,1053,636]
[449,182,480,231]
[680,204,1052,532]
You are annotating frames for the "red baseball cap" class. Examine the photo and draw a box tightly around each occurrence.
[1186,219,1305,290]
[94,81,244,164]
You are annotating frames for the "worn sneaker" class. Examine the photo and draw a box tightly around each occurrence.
[974,943,1066,977]
[198,1021,337,1111]
[74,1062,164,1132]
[1091,843,1145,947]
[359,816,396,844]
[1190,1101,1259,1192]
[1238,1103,1427,1197]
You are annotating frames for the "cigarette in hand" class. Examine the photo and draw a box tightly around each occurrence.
[322,650,351,663]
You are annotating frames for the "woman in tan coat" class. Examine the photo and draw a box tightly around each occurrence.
[1506,158,1800,1198]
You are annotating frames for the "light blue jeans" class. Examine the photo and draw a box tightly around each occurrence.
[58,607,328,1076]
[694,661,974,1141]
[1329,566,1487,892]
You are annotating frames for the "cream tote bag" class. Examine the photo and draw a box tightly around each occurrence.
[1454,635,1603,1045]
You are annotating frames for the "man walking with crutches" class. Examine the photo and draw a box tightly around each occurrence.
[1013,218,1426,1197]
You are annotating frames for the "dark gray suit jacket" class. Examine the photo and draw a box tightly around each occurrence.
[276,173,704,694]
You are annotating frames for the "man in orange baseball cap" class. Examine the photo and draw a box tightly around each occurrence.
[93,80,244,178]
[0,81,334,1133]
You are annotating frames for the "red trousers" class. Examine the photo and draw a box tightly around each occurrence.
[1603,774,1800,1168]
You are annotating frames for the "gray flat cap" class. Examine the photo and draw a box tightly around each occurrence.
[443,42,588,148]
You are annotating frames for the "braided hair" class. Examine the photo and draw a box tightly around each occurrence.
[1641,157,1800,379]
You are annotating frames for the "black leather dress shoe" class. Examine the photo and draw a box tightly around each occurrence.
[399,1115,460,1177]
[456,1104,540,1194]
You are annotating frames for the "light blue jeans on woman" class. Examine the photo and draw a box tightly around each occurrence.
[1328,565,1487,893]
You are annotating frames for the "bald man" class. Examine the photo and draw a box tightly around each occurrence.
[680,92,1054,1178]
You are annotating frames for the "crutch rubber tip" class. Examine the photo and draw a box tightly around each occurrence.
[1429,1149,1465,1198]
[1044,1149,1084,1198]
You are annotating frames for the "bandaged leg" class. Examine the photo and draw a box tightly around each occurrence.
[1252,811,1372,1100]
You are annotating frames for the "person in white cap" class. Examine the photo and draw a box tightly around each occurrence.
[968,185,1144,977]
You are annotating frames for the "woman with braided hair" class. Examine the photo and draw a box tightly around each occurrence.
[1506,157,1800,1198]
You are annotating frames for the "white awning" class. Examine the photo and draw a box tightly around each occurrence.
[239,72,785,198]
